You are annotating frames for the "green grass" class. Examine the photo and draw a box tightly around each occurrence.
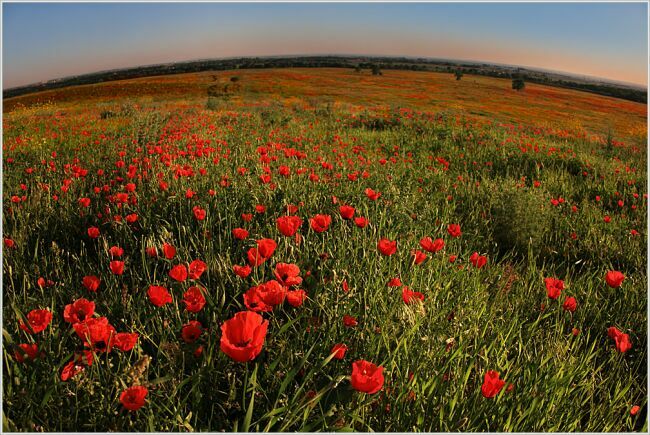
[2,95,647,431]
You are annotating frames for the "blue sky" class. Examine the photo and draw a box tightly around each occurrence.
[3,2,648,88]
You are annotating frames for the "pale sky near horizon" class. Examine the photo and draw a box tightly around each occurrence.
[2,2,648,89]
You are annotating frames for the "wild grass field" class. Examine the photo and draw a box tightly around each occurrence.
[2,68,647,432]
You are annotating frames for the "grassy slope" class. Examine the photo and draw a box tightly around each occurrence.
[2,68,647,432]
[4,68,647,143]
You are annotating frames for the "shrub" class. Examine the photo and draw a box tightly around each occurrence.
[512,77,525,91]
[348,111,401,131]
[490,180,552,258]
[206,96,222,111]
[100,110,117,119]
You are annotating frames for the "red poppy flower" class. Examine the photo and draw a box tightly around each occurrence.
[232,228,249,240]
[63,298,95,324]
[258,280,286,306]
[19,309,53,334]
[243,285,273,312]
[169,264,188,282]
[73,317,115,352]
[110,260,125,275]
[605,270,625,288]
[148,285,172,307]
[242,213,253,222]
[310,214,332,233]
[447,224,462,238]
[339,205,355,220]
[277,215,303,237]
[419,237,444,253]
[343,315,358,327]
[631,405,640,416]
[61,360,85,381]
[109,246,124,258]
[402,287,425,304]
[113,332,139,351]
[287,289,307,307]
[146,246,158,258]
[377,238,397,256]
[246,247,265,267]
[351,360,384,394]
[162,243,176,259]
[411,250,427,265]
[188,259,207,280]
[87,227,100,239]
[562,296,577,312]
[181,320,203,343]
[120,386,148,411]
[4,238,16,248]
[544,277,564,300]
[481,370,505,398]
[257,238,277,259]
[279,165,291,177]
[255,204,266,214]
[193,205,206,221]
[608,326,632,353]
[37,277,53,288]
[220,311,269,362]
[469,252,487,268]
[365,188,381,201]
[387,277,402,287]
[342,279,350,293]
[274,263,302,287]
[233,264,252,278]
[331,343,348,360]
[354,216,368,228]
[82,275,101,292]
[183,286,206,313]
[14,343,40,363]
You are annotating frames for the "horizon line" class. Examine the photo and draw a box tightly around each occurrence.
[3,53,648,92]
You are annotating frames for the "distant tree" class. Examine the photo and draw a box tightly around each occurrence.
[354,65,362,73]
[455,69,463,81]
[512,77,525,91]
[371,64,382,76]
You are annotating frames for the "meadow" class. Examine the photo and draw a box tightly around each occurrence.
[2,68,647,432]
